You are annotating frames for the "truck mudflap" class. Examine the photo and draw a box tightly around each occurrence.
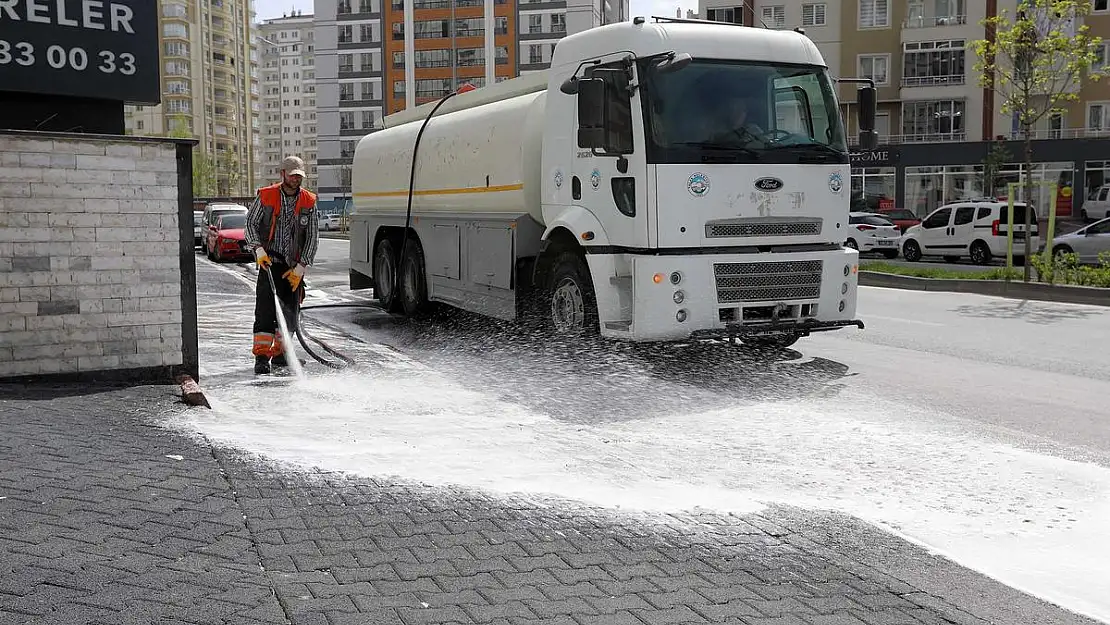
[688,318,866,341]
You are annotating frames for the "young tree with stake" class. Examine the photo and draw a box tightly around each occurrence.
[971,0,1102,281]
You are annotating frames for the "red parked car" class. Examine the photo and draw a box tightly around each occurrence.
[877,208,922,233]
[205,213,252,262]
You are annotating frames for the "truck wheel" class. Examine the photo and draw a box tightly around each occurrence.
[399,238,430,317]
[545,251,599,336]
[373,238,402,313]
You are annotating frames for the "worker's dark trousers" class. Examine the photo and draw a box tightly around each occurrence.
[252,259,304,359]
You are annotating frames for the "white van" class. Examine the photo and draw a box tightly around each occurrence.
[1082,185,1110,221]
[900,199,1040,265]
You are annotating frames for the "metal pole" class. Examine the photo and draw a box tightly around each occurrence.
[484,0,495,87]
[404,0,416,109]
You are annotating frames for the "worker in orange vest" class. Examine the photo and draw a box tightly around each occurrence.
[244,155,320,375]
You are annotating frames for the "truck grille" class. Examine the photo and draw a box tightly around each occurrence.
[714,260,823,303]
[705,219,822,238]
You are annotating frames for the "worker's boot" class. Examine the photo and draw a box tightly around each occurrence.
[254,355,271,375]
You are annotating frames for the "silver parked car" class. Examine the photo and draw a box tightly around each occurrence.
[1046,217,1110,265]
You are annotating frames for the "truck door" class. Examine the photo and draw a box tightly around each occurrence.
[572,56,649,250]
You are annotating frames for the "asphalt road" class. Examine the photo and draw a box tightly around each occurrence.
[192,240,1110,625]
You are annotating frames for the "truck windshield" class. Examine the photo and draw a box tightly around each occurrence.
[638,59,848,165]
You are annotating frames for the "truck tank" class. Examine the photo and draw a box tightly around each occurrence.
[351,73,549,225]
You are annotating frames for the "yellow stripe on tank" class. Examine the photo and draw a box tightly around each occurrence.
[354,183,524,198]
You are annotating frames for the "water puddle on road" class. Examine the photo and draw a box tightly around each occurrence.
[161,359,1110,623]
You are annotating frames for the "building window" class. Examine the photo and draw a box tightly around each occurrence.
[859,0,890,28]
[1095,43,1110,73]
[339,54,354,73]
[858,54,889,86]
[1095,0,1108,10]
[1088,102,1110,131]
[761,5,785,28]
[528,14,542,34]
[850,167,897,213]
[337,0,352,13]
[802,3,826,26]
[529,44,542,64]
[902,40,965,86]
[361,111,377,128]
[340,112,355,130]
[902,99,965,141]
[338,25,353,43]
[706,7,745,25]
[551,13,566,33]
[361,82,376,100]
[360,24,374,42]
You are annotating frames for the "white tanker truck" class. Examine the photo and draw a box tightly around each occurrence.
[348,16,878,348]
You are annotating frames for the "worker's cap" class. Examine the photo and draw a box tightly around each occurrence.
[281,155,307,178]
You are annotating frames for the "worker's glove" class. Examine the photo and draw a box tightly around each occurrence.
[253,247,272,269]
[283,264,306,291]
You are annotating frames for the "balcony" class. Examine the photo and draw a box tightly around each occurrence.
[903,14,967,29]
[901,74,966,87]
[848,132,966,145]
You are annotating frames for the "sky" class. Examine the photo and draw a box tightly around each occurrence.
[254,0,694,23]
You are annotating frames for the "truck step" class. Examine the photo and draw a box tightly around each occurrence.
[604,321,632,331]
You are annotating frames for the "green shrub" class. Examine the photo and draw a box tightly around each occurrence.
[1031,251,1110,288]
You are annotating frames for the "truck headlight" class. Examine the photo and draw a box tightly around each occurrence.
[670,271,682,285]
[673,290,685,304]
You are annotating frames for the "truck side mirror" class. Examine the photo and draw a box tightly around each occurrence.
[576,77,607,149]
[857,85,878,149]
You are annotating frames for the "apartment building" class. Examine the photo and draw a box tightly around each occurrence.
[696,0,1110,219]
[518,0,629,73]
[257,12,320,187]
[313,0,387,210]
[383,0,518,114]
[126,0,261,196]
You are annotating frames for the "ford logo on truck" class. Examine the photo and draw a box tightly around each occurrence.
[754,177,784,192]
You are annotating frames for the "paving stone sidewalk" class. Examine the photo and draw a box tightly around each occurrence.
[0,383,1082,625]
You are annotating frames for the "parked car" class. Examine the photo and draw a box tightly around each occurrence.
[193,210,204,247]
[206,213,252,262]
[845,212,901,258]
[318,213,342,231]
[900,199,1040,265]
[1044,216,1110,264]
[876,208,922,233]
[200,203,248,255]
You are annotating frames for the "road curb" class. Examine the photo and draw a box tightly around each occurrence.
[176,374,211,409]
[859,271,1110,307]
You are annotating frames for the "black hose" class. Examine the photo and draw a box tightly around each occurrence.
[394,90,460,305]
[264,266,352,370]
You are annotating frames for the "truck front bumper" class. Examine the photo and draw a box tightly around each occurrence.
[592,246,864,342]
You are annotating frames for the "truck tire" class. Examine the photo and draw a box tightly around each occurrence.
[373,238,402,313]
[545,251,599,336]
[399,238,430,317]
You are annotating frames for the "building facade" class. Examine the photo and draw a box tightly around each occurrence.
[257,12,320,188]
[126,0,261,196]
[518,0,628,74]
[695,0,1110,220]
[314,0,388,210]
[384,0,518,114]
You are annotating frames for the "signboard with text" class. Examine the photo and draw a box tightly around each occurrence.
[849,148,900,168]
[0,0,159,104]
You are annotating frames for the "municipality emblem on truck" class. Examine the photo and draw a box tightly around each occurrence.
[687,172,710,197]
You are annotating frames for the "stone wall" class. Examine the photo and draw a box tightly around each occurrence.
[0,131,198,381]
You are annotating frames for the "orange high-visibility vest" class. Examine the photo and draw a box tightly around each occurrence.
[257,183,317,265]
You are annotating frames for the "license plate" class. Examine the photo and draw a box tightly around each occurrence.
[877,240,894,246]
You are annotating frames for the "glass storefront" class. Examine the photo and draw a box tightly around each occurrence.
[989,162,1074,217]
[904,165,984,217]
[1084,160,1110,202]
[850,167,897,212]
[904,162,1075,217]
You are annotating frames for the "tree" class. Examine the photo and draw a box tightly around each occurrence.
[165,115,218,197]
[980,139,1012,198]
[971,0,1102,280]
[218,149,242,196]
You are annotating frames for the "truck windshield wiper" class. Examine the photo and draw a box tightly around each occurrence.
[764,142,847,157]
[670,141,760,158]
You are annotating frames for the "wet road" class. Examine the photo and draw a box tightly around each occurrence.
[187,241,1110,624]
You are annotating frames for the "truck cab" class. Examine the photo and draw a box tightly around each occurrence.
[538,18,876,345]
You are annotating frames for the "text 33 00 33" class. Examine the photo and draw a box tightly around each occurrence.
[0,40,135,75]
